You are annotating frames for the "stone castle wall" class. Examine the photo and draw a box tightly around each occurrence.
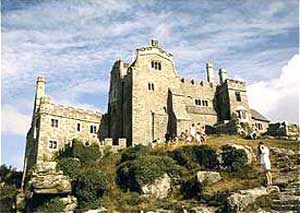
[35,98,102,163]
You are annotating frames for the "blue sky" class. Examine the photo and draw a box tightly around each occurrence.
[1,0,299,170]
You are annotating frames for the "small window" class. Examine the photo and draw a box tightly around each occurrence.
[235,92,241,102]
[77,123,81,132]
[205,100,208,106]
[90,125,97,134]
[148,83,155,91]
[51,119,58,128]
[151,61,162,70]
[202,100,206,106]
[48,140,58,149]
[195,99,201,105]
[163,106,167,112]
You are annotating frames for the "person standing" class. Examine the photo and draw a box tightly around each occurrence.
[257,142,272,187]
[190,123,196,141]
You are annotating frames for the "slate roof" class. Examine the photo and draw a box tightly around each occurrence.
[250,109,270,122]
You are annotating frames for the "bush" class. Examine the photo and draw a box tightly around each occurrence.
[181,177,202,199]
[74,168,108,211]
[0,164,22,188]
[221,147,248,171]
[119,144,151,163]
[31,196,65,212]
[57,157,81,180]
[117,155,184,192]
[0,184,17,212]
[170,145,218,170]
[58,139,101,164]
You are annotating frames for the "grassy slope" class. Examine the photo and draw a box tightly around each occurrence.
[98,135,299,211]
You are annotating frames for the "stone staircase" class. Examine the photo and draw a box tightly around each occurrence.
[270,179,300,212]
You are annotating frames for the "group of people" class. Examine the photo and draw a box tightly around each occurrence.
[164,123,207,145]
[180,123,207,144]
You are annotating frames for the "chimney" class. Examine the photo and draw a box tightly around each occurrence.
[34,76,46,112]
[151,39,158,48]
[218,68,227,84]
[206,63,214,83]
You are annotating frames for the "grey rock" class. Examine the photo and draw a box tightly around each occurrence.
[30,162,71,194]
[141,173,171,199]
[226,186,280,212]
[196,171,221,186]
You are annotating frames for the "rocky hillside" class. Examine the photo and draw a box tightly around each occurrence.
[10,136,300,212]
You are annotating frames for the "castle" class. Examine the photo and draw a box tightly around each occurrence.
[24,40,269,172]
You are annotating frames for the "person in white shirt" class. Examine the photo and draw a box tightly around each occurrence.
[190,123,196,141]
[257,142,272,186]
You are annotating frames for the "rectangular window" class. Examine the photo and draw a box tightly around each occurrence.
[235,92,241,102]
[151,61,162,70]
[90,125,97,134]
[51,119,58,128]
[195,99,201,105]
[48,140,58,149]
[77,123,81,132]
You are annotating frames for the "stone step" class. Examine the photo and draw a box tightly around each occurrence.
[273,198,300,206]
[271,203,300,211]
[280,192,300,197]
[281,187,300,192]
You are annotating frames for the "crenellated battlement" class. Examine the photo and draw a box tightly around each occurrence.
[225,79,247,90]
[39,96,101,122]
[179,77,214,88]
[136,40,173,59]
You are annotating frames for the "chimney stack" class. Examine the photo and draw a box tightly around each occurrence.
[151,39,158,48]
[218,68,227,84]
[206,63,214,83]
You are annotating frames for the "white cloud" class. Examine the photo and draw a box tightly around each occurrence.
[248,54,300,123]
[1,105,31,135]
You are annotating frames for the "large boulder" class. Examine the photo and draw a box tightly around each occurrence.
[30,162,71,194]
[141,173,171,199]
[60,195,77,212]
[196,171,221,186]
[221,143,255,165]
[226,186,279,212]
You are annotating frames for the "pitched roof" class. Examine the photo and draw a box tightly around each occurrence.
[250,109,270,122]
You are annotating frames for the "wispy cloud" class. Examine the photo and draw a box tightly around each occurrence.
[1,0,299,168]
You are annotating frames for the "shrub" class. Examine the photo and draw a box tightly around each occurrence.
[181,177,202,199]
[170,145,218,170]
[116,155,184,192]
[0,164,22,188]
[74,168,108,211]
[57,157,81,180]
[119,144,151,163]
[221,147,248,171]
[31,196,65,212]
[0,184,17,212]
[58,139,101,164]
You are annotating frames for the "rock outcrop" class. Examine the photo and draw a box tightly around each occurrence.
[221,143,255,165]
[61,195,77,212]
[226,186,279,212]
[196,171,221,186]
[141,173,171,199]
[30,162,71,194]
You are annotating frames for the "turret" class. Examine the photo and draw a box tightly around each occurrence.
[34,76,46,113]
[218,68,227,84]
[206,63,214,83]
[151,39,158,48]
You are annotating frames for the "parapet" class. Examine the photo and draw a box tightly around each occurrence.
[136,40,173,59]
[225,79,247,89]
[179,77,214,88]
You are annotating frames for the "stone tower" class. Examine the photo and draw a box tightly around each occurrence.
[216,71,251,122]
[206,63,214,83]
